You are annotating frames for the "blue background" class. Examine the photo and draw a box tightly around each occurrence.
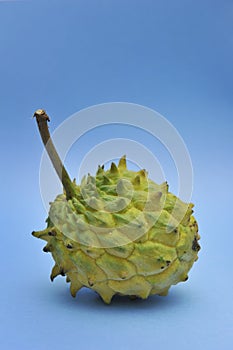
[1,1,233,349]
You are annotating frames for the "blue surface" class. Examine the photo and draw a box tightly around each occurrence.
[1,1,233,349]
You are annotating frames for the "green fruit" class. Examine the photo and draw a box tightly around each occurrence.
[32,109,200,304]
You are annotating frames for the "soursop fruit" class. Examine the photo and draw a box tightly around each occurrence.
[32,109,200,304]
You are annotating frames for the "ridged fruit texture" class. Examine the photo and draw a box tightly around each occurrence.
[32,156,200,303]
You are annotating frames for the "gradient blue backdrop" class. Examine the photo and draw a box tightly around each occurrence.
[1,1,233,349]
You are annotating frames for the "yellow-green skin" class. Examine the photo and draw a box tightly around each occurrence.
[32,156,200,304]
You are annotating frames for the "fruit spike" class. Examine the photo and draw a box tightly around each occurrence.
[118,155,127,170]
[132,174,141,186]
[110,162,119,174]
[32,109,200,304]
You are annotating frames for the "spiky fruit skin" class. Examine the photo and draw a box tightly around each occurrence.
[33,156,200,304]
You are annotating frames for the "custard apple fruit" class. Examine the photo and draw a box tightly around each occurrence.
[32,109,200,304]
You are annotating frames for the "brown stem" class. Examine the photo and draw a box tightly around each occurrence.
[33,109,76,200]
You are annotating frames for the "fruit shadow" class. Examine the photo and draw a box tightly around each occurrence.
[50,282,189,312]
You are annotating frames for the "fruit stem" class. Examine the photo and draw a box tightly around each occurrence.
[33,109,76,200]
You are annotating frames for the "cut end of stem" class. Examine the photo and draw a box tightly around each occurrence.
[33,109,50,121]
